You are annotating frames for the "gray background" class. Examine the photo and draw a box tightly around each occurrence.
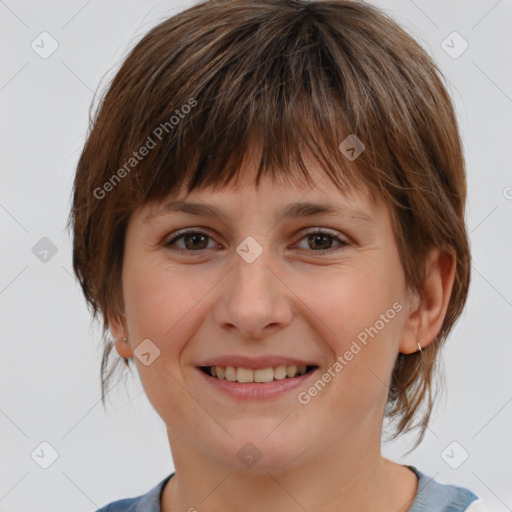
[1,0,511,511]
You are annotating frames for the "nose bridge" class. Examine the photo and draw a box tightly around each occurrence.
[232,235,277,304]
[214,234,292,336]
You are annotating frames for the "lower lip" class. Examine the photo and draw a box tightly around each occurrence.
[196,367,319,400]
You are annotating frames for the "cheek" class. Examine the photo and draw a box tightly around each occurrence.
[295,272,403,435]
[121,258,210,425]
[295,259,402,351]
[291,255,404,403]
[123,257,207,339]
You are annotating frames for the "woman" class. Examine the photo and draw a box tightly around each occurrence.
[69,0,490,510]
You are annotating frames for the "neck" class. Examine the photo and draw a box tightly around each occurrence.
[161,436,418,512]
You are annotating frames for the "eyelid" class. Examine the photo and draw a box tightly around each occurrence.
[292,227,349,253]
[165,226,350,253]
[300,227,349,244]
[165,227,220,248]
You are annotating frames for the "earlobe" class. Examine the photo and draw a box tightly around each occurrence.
[108,312,133,359]
[399,247,456,354]
[115,336,133,359]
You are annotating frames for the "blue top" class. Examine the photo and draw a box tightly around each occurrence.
[95,465,481,512]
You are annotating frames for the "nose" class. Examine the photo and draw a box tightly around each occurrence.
[213,242,293,339]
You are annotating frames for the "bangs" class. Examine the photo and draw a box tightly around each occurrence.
[104,4,387,210]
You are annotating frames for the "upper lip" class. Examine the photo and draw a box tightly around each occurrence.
[197,355,318,370]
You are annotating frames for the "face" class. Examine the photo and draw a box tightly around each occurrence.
[112,154,417,474]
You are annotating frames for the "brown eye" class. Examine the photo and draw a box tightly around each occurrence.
[295,229,349,253]
[165,228,349,254]
[307,233,334,250]
[166,230,214,251]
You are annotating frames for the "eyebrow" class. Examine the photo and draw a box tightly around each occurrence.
[144,200,375,226]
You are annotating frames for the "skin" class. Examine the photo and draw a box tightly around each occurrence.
[110,149,456,512]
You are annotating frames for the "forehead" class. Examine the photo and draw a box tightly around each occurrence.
[140,155,382,228]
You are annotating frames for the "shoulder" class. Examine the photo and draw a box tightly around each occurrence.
[465,499,500,512]
[93,473,174,512]
[407,466,494,512]
[94,496,140,512]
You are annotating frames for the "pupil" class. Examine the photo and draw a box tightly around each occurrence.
[185,234,207,250]
[311,234,330,250]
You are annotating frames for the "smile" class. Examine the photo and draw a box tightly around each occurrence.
[199,365,318,383]
[196,364,320,400]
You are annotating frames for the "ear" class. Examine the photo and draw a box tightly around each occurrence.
[399,247,456,354]
[108,311,133,359]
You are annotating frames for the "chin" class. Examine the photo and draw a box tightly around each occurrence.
[206,421,311,473]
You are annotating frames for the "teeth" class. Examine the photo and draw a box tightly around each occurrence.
[254,367,273,382]
[273,365,287,380]
[225,366,237,381]
[207,364,312,382]
[286,365,297,377]
[237,367,254,382]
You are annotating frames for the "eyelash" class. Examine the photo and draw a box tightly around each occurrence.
[165,228,349,254]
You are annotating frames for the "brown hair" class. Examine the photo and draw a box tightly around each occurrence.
[68,0,470,450]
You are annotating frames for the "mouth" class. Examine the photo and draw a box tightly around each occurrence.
[194,357,321,400]
[198,364,318,383]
